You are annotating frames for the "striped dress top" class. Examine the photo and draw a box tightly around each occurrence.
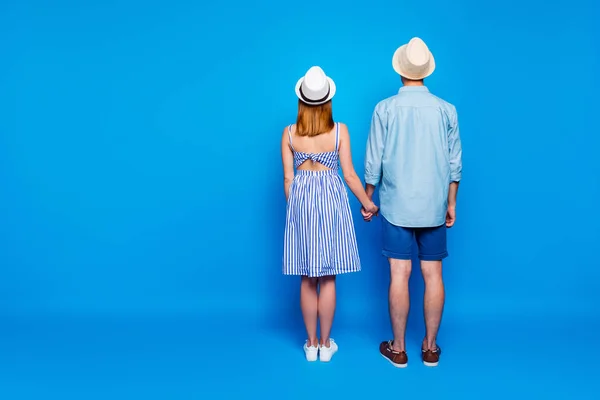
[282,122,361,278]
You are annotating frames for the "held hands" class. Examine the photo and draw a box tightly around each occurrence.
[360,202,379,222]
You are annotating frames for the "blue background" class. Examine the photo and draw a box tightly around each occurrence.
[1,0,598,398]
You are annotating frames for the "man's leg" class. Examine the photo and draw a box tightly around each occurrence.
[416,225,448,366]
[389,258,412,351]
[379,218,414,367]
[420,260,444,350]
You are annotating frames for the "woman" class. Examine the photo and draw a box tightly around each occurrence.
[281,66,379,362]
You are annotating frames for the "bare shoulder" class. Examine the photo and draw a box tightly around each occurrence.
[337,122,350,136]
[335,122,351,149]
[281,124,293,138]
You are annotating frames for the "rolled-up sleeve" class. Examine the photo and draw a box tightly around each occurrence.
[364,106,385,186]
[448,106,462,182]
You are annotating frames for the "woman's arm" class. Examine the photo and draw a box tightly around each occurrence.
[338,123,378,213]
[281,127,295,200]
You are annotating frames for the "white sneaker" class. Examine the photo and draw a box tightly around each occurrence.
[303,341,318,362]
[319,339,338,362]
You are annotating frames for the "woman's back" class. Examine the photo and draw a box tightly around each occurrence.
[281,65,377,363]
[288,123,339,171]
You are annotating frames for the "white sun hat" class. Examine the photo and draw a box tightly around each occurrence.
[295,66,336,105]
[392,37,436,80]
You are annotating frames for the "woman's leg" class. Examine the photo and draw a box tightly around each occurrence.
[317,275,336,346]
[301,276,319,346]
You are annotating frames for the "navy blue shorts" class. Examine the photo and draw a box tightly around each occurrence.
[381,217,448,261]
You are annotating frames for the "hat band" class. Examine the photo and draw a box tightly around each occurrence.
[299,84,330,104]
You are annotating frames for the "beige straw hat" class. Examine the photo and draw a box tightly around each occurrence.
[392,37,436,80]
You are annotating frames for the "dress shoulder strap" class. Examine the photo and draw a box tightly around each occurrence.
[287,125,295,151]
[335,122,340,152]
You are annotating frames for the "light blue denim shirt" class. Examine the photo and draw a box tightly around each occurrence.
[364,86,462,228]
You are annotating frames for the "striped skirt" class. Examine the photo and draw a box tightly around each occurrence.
[283,170,361,277]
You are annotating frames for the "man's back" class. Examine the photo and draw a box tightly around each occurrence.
[364,86,462,228]
[370,36,462,369]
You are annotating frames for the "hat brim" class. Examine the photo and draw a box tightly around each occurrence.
[295,76,336,106]
[392,44,436,80]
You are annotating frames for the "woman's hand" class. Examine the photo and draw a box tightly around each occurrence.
[361,202,379,222]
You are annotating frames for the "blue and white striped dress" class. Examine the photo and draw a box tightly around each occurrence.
[283,123,361,277]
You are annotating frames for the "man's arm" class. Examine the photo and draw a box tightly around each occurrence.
[361,106,385,220]
[446,107,462,226]
[448,104,462,186]
[448,105,463,201]
[365,183,376,200]
[448,182,459,208]
[364,106,386,197]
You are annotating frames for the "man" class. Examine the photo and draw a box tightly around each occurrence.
[361,37,462,368]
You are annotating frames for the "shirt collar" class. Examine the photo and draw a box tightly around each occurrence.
[399,86,429,93]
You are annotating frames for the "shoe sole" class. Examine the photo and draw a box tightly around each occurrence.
[423,361,439,367]
[380,353,407,368]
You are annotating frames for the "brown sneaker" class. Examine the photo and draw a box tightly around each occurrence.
[379,340,408,368]
[421,346,442,367]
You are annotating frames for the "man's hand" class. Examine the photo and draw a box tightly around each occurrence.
[362,184,378,222]
[361,207,373,222]
[361,204,379,222]
[446,206,456,227]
